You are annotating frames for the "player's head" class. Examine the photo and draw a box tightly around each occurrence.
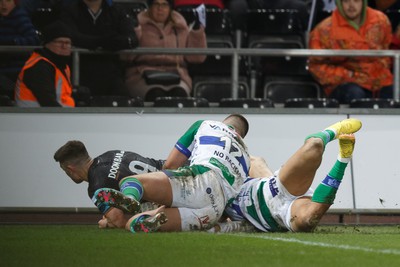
[223,114,249,138]
[54,140,91,184]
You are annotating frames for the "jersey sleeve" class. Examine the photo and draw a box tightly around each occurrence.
[174,120,204,158]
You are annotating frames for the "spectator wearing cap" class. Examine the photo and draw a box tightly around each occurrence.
[121,0,207,101]
[14,20,75,107]
[0,0,40,99]
[59,0,138,96]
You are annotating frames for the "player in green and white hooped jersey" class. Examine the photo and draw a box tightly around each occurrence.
[216,118,362,233]
[96,114,251,232]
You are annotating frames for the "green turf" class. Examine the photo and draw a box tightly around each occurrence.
[1,225,399,267]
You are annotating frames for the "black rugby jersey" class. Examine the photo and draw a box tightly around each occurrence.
[87,150,164,198]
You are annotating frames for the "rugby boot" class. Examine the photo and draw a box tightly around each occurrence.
[131,212,168,233]
[95,188,141,214]
[325,118,362,139]
[338,134,356,159]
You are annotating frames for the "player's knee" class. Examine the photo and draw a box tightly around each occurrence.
[294,214,320,232]
[304,138,324,153]
[119,176,137,187]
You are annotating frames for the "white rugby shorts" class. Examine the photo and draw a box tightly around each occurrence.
[268,173,314,231]
[167,168,226,231]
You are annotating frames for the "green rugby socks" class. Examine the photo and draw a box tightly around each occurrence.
[305,129,336,147]
[311,159,348,204]
[119,177,143,202]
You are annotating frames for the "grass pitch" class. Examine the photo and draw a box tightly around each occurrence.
[1,225,399,267]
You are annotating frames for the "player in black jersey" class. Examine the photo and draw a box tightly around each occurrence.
[54,140,165,228]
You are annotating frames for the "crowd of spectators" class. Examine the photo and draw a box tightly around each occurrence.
[0,0,399,107]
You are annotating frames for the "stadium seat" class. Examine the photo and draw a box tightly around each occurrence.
[193,76,250,103]
[385,9,400,32]
[284,98,339,108]
[245,9,308,97]
[177,6,252,102]
[349,98,400,109]
[72,86,91,107]
[248,36,307,76]
[153,97,209,107]
[263,77,322,103]
[31,7,60,33]
[0,74,17,100]
[89,95,144,107]
[178,7,249,100]
[219,98,274,108]
[0,95,15,107]
[176,7,233,36]
[245,9,305,48]
[182,8,235,73]
[307,0,335,30]
[246,8,304,35]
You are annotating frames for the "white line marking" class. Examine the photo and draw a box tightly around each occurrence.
[229,234,400,255]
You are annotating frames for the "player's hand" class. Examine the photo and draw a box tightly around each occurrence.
[98,216,108,228]
[98,215,116,229]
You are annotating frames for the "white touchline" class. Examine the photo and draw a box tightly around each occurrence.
[229,234,400,255]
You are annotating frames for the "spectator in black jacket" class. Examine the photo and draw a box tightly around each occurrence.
[60,0,139,96]
[0,0,40,98]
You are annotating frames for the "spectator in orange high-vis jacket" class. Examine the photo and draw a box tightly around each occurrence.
[308,0,394,104]
[15,20,75,107]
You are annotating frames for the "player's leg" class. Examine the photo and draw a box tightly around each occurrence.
[93,187,142,214]
[289,134,356,232]
[93,172,173,215]
[311,134,355,205]
[279,137,324,196]
[119,172,173,206]
[126,205,177,233]
[305,118,362,144]
[249,156,273,178]
[126,204,228,233]
[207,220,256,233]
[279,118,361,196]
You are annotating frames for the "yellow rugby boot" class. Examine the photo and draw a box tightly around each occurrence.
[338,134,356,159]
[325,118,362,139]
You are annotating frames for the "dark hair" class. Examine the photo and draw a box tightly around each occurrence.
[54,140,89,165]
[223,114,249,138]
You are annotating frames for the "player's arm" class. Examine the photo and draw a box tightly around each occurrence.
[162,120,204,170]
[163,147,189,169]
[249,156,273,178]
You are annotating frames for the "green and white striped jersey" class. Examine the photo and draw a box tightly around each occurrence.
[175,120,250,200]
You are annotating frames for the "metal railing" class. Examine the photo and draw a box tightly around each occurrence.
[2,45,400,100]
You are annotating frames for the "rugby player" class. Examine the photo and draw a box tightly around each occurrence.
[54,140,164,228]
